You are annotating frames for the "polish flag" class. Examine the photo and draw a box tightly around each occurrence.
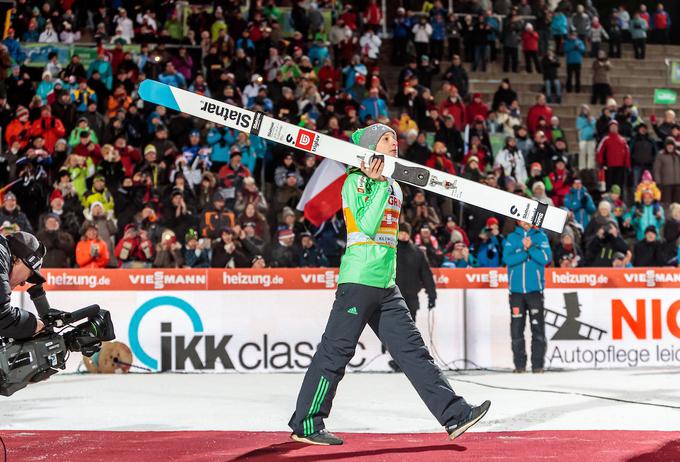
[297,159,347,226]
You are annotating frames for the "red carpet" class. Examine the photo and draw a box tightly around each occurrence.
[2,430,679,462]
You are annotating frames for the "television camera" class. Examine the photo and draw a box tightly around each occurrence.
[0,284,115,396]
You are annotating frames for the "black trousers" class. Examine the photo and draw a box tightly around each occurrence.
[591,83,611,105]
[509,292,546,370]
[503,46,519,73]
[289,283,470,436]
[605,167,627,193]
[403,292,421,321]
[524,50,541,73]
[633,38,646,59]
[566,63,581,92]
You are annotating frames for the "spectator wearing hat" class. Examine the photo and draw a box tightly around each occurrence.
[82,173,115,212]
[564,178,596,229]
[115,223,154,268]
[43,187,82,242]
[71,126,102,165]
[553,231,582,267]
[69,117,98,147]
[154,229,184,268]
[200,192,235,239]
[585,218,629,267]
[653,138,680,205]
[601,185,628,228]
[463,155,484,182]
[75,221,110,268]
[633,225,663,267]
[471,218,504,267]
[270,228,298,267]
[298,232,329,267]
[36,213,74,268]
[522,23,541,74]
[597,120,631,192]
[442,240,474,268]
[86,200,117,261]
[274,152,304,188]
[0,192,33,233]
[628,188,665,242]
[5,106,32,151]
[495,137,527,185]
[182,228,212,268]
[211,227,249,268]
[218,147,251,210]
[585,200,619,239]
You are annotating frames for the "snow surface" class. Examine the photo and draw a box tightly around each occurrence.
[2,368,679,433]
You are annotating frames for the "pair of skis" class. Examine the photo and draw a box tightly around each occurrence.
[138,80,567,233]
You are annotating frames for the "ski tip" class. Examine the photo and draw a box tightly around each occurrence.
[138,80,181,112]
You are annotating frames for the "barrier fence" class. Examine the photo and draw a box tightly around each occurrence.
[16,268,680,373]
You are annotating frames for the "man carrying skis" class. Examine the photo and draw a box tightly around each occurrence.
[288,123,490,445]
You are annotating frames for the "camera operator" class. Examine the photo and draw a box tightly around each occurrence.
[0,231,47,339]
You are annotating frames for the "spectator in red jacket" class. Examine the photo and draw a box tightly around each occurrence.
[114,222,155,268]
[465,93,489,123]
[72,130,103,164]
[597,120,631,192]
[438,85,466,131]
[527,93,553,135]
[31,105,65,152]
[522,23,541,74]
[548,156,572,207]
[5,106,32,150]
[426,141,456,174]
[113,136,141,177]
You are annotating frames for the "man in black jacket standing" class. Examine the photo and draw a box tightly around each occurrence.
[396,223,437,321]
[0,232,46,339]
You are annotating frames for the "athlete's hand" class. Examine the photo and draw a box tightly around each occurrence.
[428,297,436,309]
[360,157,387,181]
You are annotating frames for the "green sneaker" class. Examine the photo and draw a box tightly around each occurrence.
[291,429,344,446]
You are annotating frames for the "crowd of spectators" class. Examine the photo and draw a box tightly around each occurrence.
[0,0,678,271]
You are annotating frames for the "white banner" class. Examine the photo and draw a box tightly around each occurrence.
[465,289,680,369]
[32,289,465,373]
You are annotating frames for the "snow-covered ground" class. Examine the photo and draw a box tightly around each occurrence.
[2,368,679,433]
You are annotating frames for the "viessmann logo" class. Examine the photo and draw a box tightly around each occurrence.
[128,272,207,289]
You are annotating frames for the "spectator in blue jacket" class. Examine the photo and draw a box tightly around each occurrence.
[564,178,596,229]
[391,7,412,65]
[359,88,388,122]
[158,62,187,89]
[564,32,586,93]
[471,226,503,267]
[576,104,597,169]
[550,11,569,55]
[503,221,552,373]
[207,126,237,167]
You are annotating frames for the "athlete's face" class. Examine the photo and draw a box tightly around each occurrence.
[375,132,398,157]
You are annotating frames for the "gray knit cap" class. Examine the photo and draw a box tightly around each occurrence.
[351,123,397,150]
